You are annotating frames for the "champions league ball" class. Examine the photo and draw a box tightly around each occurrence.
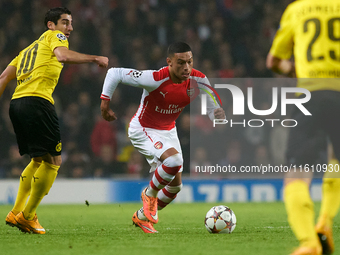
[204,205,237,234]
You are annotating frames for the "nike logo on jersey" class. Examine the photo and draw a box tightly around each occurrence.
[160,91,168,98]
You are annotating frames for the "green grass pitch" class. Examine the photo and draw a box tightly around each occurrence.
[1,202,339,255]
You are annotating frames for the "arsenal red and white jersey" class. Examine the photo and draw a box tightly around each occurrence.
[101,66,218,130]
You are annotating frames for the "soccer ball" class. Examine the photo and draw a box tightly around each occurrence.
[204,205,236,234]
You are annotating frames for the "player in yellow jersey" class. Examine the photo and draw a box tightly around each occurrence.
[0,7,108,234]
[267,0,340,254]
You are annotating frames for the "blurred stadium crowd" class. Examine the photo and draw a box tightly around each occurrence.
[0,0,294,179]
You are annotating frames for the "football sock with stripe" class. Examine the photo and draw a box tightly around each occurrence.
[284,180,319,248]
[23,161,59,220]
[146,154,182,198]
[12,159,41,215]
[157,184,182,210]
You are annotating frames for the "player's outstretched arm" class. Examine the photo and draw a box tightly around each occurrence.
[54,47,108,68]
[0,65,16,98]
[100,99,117,122]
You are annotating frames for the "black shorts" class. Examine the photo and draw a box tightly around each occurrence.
[9,97,62,157]
[286,90,340,165]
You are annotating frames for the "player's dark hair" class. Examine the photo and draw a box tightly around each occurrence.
[44,7,71,28]
[167,42,192,57]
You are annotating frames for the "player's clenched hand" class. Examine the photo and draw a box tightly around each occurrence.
[214,108,225,119]
[101,108,117,121]
[100,100,117,121]
[96,56,109,68]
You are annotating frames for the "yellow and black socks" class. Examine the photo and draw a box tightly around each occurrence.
[23,161,59,220]
[284,180,319,248]
[318,158,340,227]
[12,160,41,215]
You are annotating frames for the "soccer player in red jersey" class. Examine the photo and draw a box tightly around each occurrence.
[100,42,225,233]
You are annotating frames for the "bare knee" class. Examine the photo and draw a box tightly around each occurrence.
[32,157,43,163]
[41,154,62,166]
[51,155,62,166]
[284,171,313,186]
[160,148,179,161]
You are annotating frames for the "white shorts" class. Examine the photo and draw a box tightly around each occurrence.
[128,125,183,173]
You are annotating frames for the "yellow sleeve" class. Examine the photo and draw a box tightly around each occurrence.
[8,56,18,68]
[48,30,69,51]
[269,4,294,60]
